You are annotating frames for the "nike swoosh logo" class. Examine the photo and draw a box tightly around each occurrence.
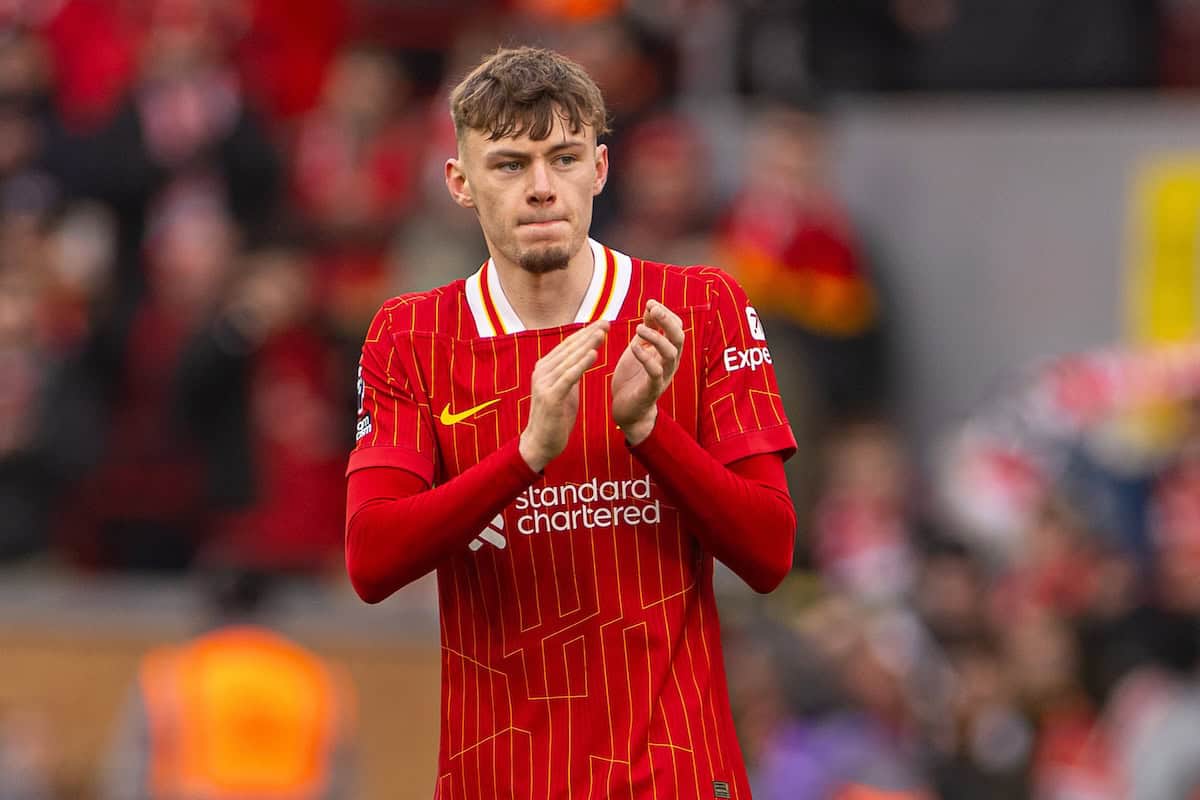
[439,398,501,425]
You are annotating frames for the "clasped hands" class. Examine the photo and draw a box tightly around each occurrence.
[518,300,684,472]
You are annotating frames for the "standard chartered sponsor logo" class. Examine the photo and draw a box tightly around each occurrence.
[468,477,661,551]
[514,475,660,535]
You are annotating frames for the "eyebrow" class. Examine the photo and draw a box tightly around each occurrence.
[484,141,588,160]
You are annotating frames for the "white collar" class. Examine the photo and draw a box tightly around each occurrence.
[464,238,633,337]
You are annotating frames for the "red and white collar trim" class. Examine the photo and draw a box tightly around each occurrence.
[464,238,632,337]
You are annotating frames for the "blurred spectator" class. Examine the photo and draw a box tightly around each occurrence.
[0,27,71,231]
[292,45,423,329]
[291,45,420,239]
[0,256,52,561]
[178,245,351,573]
[37,0,140,130]
[40,0,342,129]
[1013,608,1115,799]
[738,600,932,799]
[930,639,1032,799]
[596,112,715,266]
[1120,672,1200,799]
[39,201,119,349]
[385,167,488,298]
[994,496,1106,619]
[50,0,281,303]
[1147,410,1200,614]
[0,185,112,564]
[385,21,512,297]
[713,101,891,552]
[0,200,122,565]
[811,421,917,605]
[59,190,238,571]
[716,102,889,426]
[0,27,53,155]
[563,14,678,233]
[101,570,357,800]
[913,537,989,649]
[908,539,1035,797]
[233,0,351,120]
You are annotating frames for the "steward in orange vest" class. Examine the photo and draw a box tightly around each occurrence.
[101,573,356,800]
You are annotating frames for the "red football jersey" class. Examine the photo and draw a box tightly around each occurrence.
[350,239,795,799]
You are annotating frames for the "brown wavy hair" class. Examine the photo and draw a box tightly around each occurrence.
[449,47,610,142]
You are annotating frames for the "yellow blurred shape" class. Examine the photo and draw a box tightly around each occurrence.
[1119,156,1200,453]
[1127,156,1200,344]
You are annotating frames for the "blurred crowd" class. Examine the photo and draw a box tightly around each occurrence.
[0,0,901,577]
[727,388,1200,799]
[0,0,1199,798]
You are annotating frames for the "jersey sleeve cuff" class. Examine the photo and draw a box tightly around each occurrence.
[705,424,797,466]
[346,447,436,485]
[499,437,542,482]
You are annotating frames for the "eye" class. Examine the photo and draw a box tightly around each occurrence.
[497,161,522,172]
[555,154,578,167]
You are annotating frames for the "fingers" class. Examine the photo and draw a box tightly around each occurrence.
[551,347,599,395]
[538,320,609,373]
[644,299,684,350]
[629,334,664,379]
[634,323,677,368]
[536,321,607,400]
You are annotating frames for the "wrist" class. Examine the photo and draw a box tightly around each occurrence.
[619,407,658,446]
[518,433,551,473]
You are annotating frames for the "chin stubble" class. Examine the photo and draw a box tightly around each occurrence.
[518,246,571,275]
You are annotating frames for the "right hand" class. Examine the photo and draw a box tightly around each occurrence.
[519,320,609,472]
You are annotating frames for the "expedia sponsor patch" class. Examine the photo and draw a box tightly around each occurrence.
[723,345,772,372]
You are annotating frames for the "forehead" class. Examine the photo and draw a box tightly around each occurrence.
[461,117,597,158]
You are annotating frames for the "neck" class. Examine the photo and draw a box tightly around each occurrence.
[489,240,595,329]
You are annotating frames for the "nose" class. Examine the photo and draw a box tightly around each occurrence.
[526,159,556,205]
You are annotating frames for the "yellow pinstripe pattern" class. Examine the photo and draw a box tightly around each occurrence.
[654,695,683,792]
[588,754,634,800]
[469,552,483,798]
[451,564,467,760]
[621,622,645,765]
[693,590,729,775]
[448,724,534,760]
[564,634,585,792]
[520,341,546,633]
[376,260,781,800]
[382,347,397,446]
[465,556,501,795]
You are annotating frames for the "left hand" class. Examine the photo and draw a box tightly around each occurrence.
[611,299,684,444]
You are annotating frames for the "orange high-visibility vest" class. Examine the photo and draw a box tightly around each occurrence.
[138,626,352,800]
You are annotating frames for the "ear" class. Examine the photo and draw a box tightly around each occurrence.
[445,158,475,209]
[592,143,609,197]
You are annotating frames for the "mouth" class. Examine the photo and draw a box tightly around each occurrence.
[519,218,566,228]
